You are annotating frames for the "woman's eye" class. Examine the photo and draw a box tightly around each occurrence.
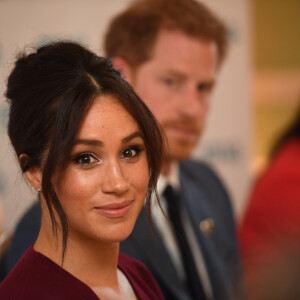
[121,146,143,159]
[73,153,98,166]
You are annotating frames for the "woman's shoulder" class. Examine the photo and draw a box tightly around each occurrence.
[118,252,164,300]
[0,245,46,299]
[0,245,98,300]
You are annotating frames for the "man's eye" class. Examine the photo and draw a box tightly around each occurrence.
[165,78,176,86]
[73,153,98,165]
[163,78,186,91]
[198,83,213,93]
[121,146,144,159]
[198,84,207,91]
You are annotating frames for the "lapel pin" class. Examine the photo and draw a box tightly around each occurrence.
[200,218,214,236]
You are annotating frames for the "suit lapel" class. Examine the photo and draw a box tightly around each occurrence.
[129,207,191,299]
[180,164,233,300]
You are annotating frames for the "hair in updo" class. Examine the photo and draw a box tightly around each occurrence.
[6,41,163,261]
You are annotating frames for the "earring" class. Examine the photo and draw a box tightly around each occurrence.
[36,187,42,193]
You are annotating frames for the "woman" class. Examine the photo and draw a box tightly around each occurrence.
[0,41,164,299]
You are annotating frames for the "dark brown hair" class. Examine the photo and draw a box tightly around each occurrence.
[104,0,228,68]
[6,41,163,261]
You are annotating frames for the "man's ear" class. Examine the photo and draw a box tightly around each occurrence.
[112,57,134,84]
[19,154,42,191]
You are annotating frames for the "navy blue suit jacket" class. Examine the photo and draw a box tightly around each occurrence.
[120,160,243,300]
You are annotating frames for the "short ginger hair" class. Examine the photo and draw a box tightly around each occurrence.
[104,0,228,68]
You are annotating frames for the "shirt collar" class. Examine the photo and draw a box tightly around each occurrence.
[157,162,180,197]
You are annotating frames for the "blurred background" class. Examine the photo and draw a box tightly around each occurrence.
[0,0,299,236]
[252,0,300,173]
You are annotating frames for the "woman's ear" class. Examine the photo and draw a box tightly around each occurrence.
[112,57,134,84]
[19,154,42,192]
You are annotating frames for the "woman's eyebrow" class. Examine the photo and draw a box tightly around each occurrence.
[122,131,144,143]
[73,131,144,147]
[73,139,103,146]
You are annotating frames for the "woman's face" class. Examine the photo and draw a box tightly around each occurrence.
[52,95,149,243]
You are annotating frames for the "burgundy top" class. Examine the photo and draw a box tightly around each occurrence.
[0,245,164,300]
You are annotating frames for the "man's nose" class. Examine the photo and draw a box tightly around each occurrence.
[101,161,129,195]
[180,86,205,118]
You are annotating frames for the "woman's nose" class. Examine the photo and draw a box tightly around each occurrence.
[101,161,129,195]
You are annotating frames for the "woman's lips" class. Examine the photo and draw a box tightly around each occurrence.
[93,200,133,218]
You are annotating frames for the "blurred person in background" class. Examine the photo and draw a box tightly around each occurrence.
[105,0,243,299]
[250,243,300,300]
[0,41,164,299]
[239,100,300,298]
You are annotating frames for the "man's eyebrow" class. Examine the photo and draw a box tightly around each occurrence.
[73,131,143,146]
[199,79,216,86]
[162,69,186,79]
[162,69,216,85]
[122,131,144,143]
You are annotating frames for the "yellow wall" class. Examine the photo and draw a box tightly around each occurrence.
[253,0,300,173]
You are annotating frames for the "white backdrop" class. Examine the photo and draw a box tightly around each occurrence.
[0,0,251,232]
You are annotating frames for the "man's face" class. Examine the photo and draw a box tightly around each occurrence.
[128,30,218,164]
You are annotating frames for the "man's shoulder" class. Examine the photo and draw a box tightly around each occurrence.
[181,158,209,168]
[179,159,232,210]
[180,159,222,184]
